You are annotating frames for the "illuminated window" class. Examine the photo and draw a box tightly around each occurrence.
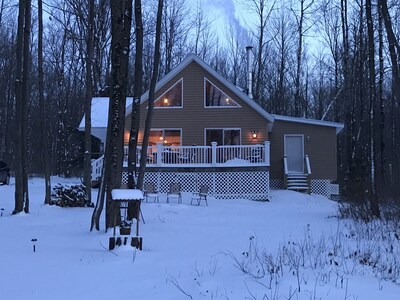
[154,79,182,107]
[204,79,240,107]
[148,129,181,146]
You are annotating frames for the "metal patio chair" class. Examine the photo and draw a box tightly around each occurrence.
[143,182,160,203]
[190,185,209,206]
[167,182,182,203]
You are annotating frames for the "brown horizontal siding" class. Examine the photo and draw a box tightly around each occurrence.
[125,61,269,145]
[269,120,338,180]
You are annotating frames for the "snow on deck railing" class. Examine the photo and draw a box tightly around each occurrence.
[92,142,270,177]
[123,142,270,167]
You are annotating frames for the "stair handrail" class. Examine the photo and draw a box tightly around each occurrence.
[305,155,311,194]
[305,155,311,175]
[283,155,288,189]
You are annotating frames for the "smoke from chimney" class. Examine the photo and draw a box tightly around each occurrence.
[206,0,250,45]
[246,46,253,99]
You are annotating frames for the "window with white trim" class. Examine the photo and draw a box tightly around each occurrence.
[204,78,240,107]
[154,79,182,107]
[149,129,181,146]
[205,129,241,145]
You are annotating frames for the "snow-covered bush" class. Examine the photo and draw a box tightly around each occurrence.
[51,183,93,207]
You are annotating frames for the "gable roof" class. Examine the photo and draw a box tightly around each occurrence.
[86,54,344,135]
[125,54,275,123]
[272,114,344,134]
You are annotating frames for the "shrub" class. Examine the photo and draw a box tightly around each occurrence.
[51,183,93,207]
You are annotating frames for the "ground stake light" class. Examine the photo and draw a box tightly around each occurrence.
[31,238,37,252]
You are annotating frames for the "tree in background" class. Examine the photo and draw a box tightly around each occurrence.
[83,0,95,205]
[137,0,164,189]
[13,0,31,214]
[38,0,51,204]
[127,0,144,190]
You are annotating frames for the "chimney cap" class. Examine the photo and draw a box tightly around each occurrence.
[246,46,253,50]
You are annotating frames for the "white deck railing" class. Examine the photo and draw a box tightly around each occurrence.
[92,142,270,179]
[123,141,270,167]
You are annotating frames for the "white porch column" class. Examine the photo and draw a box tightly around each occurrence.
[156,142,163,166]
[211,142,217,166]
[264,141,270,166]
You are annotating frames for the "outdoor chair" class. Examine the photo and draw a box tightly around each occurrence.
[246,147,263,163]
[190,185,209,206]
[143,182,160,203]
[167,182,182,203]
[178,152,197,164]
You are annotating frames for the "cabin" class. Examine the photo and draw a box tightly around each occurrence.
[79,52,343,200]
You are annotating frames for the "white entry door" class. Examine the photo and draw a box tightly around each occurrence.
[284,135,304,173]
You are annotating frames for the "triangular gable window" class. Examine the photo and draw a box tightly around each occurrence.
[154,79,182,107]
[204,78,240,107]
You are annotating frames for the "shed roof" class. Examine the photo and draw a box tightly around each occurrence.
[272,114,344,134]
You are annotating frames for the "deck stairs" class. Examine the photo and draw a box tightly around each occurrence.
[283,155,312,194]
[286,173,310,192]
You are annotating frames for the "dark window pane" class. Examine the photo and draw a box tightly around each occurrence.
[223,130,240,145]
[205,79,239,107]
[206,129,223,145]
[155,80,182,107]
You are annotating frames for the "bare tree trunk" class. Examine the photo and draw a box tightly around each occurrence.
[137,0,163,188]
[366,0,380,218]
[14,0,25,214]
[14,0,30,214]
[38,0,51,204]
[103,0,132,229]
[293,0,305,117]
[127,0,143,189]
[84,0,95,205]
[377,1,385,193]
[379,0,400,103]
[379,0,400,195]
[21,0,31,213]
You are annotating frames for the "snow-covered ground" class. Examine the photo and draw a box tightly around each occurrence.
[0,177,399,299]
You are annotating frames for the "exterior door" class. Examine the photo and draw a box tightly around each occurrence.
[284,135,304,173]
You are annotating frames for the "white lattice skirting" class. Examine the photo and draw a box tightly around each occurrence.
[270,179,334,198]
[122,171,270,201]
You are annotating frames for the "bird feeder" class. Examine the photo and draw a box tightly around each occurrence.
[109,189,144,251]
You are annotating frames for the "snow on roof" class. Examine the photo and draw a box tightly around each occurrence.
[79,97,133,128]
[272,114,344,134]
[111,189,144,200]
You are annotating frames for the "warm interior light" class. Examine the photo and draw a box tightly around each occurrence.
[252,131,258,139]
[163,98,169,104]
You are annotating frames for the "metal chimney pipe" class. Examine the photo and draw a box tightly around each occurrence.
[245,46,253,99]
